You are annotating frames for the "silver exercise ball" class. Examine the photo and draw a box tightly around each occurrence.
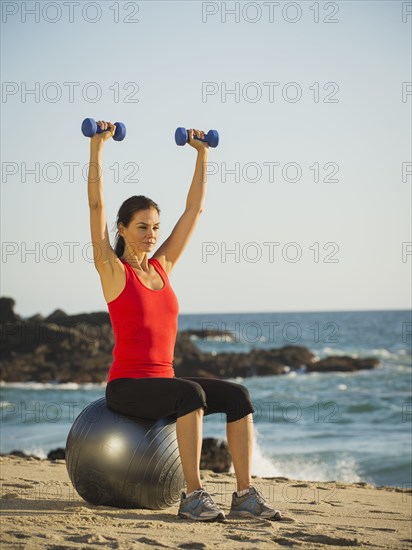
[65,397,184,509]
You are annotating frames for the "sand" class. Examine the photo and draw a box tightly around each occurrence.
[0,455,411,549]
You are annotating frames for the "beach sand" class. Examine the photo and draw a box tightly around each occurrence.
[0,455,411,549]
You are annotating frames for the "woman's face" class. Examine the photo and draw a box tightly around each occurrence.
[120,208,160,254]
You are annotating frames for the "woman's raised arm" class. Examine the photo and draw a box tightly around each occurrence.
[153,129,209,275]
[88,121,118,274]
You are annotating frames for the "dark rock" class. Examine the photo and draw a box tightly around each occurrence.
[47,448,65,460]
[27,313,45,323]
[0,297,21,324]
[174,332,202,363]
[44,309,68,323]
[307,355,379,373]
[45,310,111,327]
[9,450,30,458]
[200,438,232,473]
[0,301,114,383]
[174,344,314,379]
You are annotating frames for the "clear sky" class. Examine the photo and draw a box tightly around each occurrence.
[1,0,411,317]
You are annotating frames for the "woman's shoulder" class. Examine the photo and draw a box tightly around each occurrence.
[150,256,168,275]
[149,256,163,268]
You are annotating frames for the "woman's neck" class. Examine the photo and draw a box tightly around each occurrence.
[121,252,149,270]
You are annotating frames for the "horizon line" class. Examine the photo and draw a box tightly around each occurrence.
[16,306,412,319]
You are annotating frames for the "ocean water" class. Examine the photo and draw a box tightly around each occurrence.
[1,310,411,488]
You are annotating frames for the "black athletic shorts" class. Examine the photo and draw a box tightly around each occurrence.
[105,376,255,423]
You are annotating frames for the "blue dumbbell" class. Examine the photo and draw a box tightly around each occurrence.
[175,127,219,148]
[81,118,126,142]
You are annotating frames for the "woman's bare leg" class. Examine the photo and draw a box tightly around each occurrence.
[176,407,204,494]
[226,413,254,492]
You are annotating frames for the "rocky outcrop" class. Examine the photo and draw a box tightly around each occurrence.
[307,356,379,372]
[174,340,313,378]
[0,297,21,324]
[0,297,380,383]
[200,438,232,473]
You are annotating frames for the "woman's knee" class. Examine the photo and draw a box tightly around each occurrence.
[225,382,255,422]
[175,381,207,419]
[228,382,252,403]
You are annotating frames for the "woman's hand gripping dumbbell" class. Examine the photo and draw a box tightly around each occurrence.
[175,127,219,148]
[81,118,126,142]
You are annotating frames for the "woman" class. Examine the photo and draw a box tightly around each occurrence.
[87,121,282,522]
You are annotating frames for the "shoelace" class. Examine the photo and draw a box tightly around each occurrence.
[193,489,219,509]
[253,487,270,506]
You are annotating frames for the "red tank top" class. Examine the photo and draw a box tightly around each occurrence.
[107,257,179,381]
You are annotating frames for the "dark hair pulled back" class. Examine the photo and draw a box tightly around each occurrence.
[113,195,160,258]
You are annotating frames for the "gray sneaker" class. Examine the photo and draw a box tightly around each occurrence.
[178,489,225,522]
[229,486,282,520]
